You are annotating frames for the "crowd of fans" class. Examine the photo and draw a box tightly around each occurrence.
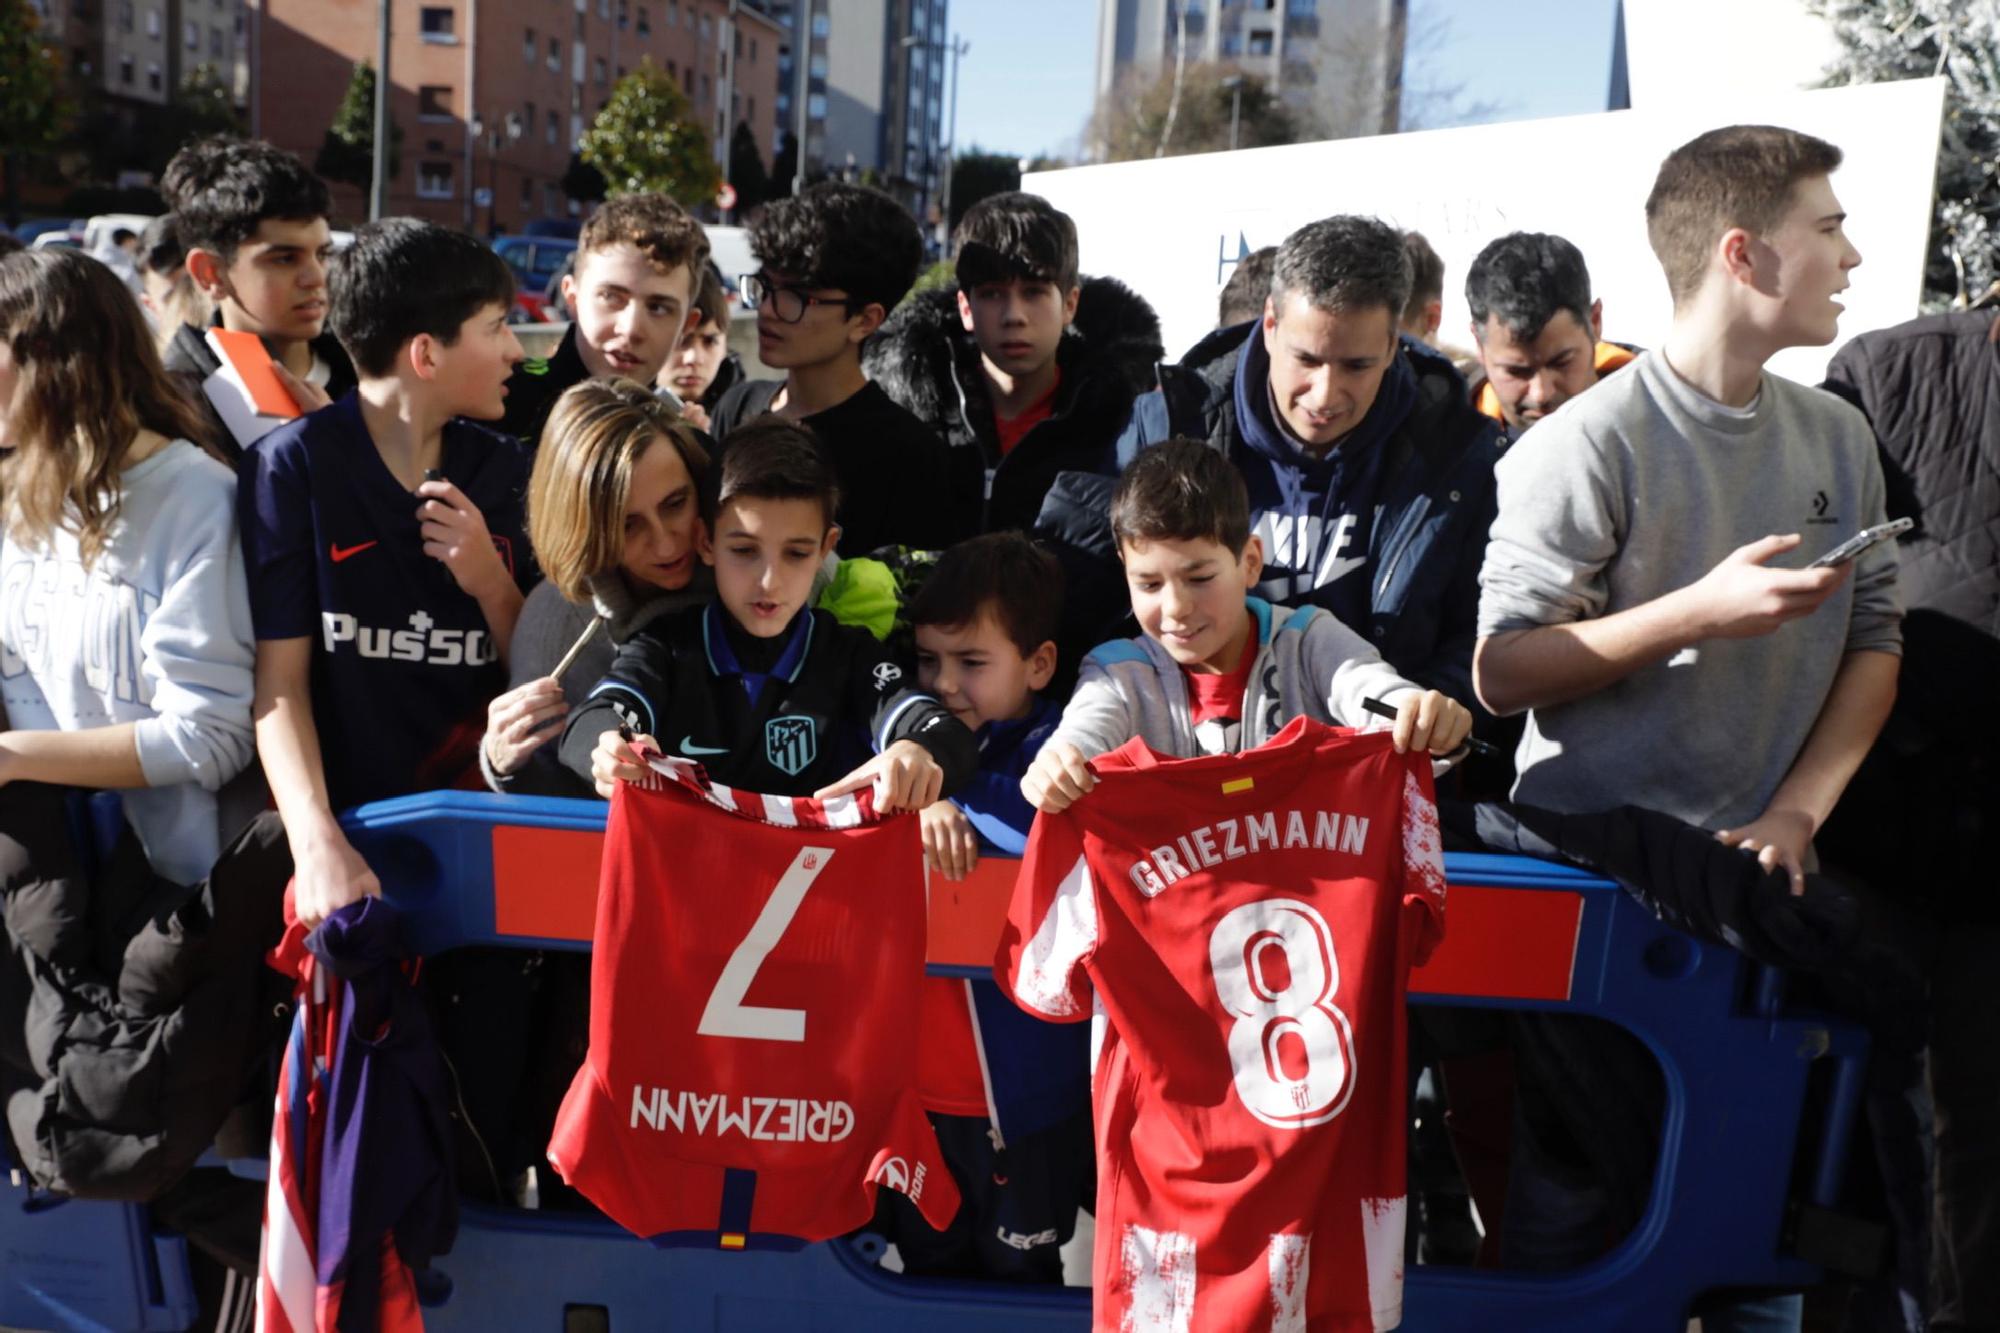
[0,118,1989,1333]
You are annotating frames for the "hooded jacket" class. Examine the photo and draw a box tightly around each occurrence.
[1109,321,1502,707]
[1470,340,1641,444]
[865,276,1164,533]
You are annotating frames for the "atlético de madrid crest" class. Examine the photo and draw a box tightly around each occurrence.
[765,715,817,776]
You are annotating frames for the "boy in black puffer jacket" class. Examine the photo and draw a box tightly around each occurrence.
[865,192,1163,536]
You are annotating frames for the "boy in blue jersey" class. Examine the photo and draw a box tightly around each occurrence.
[242,218,534,927]
[887,531,1093,1282]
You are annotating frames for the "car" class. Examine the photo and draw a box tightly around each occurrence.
[492,234,577,299]
[81,213,156,254]
[13,218,80,247]
[521,217,581,241]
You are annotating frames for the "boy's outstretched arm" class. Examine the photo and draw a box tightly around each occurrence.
[1715,649,1897,892]
[254,637,381,927]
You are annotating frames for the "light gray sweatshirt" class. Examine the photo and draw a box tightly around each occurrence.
[1049,597,1417,761]
[0,440,258,884]
[1477,350,1902,830]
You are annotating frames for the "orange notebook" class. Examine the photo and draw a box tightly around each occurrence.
[201,328,304,447]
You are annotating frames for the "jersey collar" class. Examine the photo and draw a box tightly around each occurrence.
[703,600,816,706]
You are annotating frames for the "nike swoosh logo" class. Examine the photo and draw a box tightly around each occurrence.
[680,737,730,756]
[329,541,378,563]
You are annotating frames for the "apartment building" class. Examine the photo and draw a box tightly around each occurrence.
[31,0,252,146]
[248,0,782,230]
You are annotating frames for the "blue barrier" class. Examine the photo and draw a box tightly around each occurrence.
[0,791,1870,1332]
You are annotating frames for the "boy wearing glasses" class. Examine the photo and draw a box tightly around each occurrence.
[711,182,980,554]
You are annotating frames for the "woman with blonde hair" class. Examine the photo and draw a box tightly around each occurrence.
[481,377,712,795]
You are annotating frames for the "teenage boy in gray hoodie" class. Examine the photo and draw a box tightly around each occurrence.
[1022,439,1472,813]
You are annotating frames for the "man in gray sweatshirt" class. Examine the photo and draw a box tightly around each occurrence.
[1473,126,1901,1332]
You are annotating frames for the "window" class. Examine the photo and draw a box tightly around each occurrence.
[420,6,456,42]
[523,27,535,62]
[545,109,558,144]
[636,5,649,35]
[808,52,824,78]
[418,84,453,120]
[699,14,710,39]
[616,0,627,29]
[117,0,132,31]
[666,59,676,79]
[183,18,197,47]
[417,161,454,199]
[807,91,824,118]
[548,37,560,72]
[683,67,694,92]
[571,113,583,142]
[750,37,757,61]
[543,183,560,215]
[700,73,710,100]
[810,12,827,38]
[667,0,677,21]
[1246,27,1273,55]
[594,56,607,84]
[599,0,609,16]
[210,25,224,56]
[520,173,533,207]
[145,6,158,35]
[617,64,626,79]
[524,99,537,132]
[119,53,133,83]
[1286,0,1316,13]
[146,60,161,91]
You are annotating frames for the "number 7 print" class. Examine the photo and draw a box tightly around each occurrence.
[697,846,833,1042]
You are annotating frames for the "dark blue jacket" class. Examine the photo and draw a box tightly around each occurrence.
[1111,321,1502,710]
[952,697,1092,1143]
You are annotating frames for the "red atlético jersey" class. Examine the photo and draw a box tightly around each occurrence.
[997,719,1445,1331]
[549,755,959,1247]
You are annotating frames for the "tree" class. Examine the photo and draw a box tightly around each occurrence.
[139,65,241,175]
[770,131,799,198]
[948,150,1021,230]
[0,0,72,225]
[1810,0,2000,307]
[578,60,722,206]
[728,121,772,213]
[316,61,401,192]
[562,152,607,205]
[1087,63,1302,163]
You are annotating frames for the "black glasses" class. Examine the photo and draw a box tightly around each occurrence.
[740,271,861,324]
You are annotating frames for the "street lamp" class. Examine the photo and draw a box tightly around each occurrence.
[901,31,968,255]
[1220,75,1245,153]
[469,111,524,237]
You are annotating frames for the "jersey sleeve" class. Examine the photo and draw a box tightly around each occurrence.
[236,430,319,641]
[558,624,674,783]
[993,809,1098,1023]
[1397,758,1448,966]
[851,634,977,794]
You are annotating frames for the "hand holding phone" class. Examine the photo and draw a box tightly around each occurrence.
[1809,518,1913,569]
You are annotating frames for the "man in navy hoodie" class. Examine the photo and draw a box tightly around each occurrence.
[1111,215,1501,708]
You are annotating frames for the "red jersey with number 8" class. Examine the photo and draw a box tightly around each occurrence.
[548,754,959,1246]
[997,718,1445,1331]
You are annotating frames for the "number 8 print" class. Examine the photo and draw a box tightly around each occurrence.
[1208,898,1356,1129]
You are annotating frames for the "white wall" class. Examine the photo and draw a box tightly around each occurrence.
[1024,78,1946,386]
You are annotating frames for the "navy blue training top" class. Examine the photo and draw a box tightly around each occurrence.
[239,392,535,810]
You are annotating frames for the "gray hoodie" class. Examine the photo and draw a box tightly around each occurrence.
[1050,596,1418,761]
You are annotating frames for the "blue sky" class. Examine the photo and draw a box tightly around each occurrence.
[949,0,1626,161]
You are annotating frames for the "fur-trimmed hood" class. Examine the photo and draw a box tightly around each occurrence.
[865,275,1163,532]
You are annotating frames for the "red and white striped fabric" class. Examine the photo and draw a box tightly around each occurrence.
[548,750,958,1247]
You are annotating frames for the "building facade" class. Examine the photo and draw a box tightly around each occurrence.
[770,0,949,228]
[248,0,781,231]
[1094,0,1407,142]
[32,0,252,172]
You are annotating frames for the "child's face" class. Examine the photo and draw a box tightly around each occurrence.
[617,436,704,594]
[956,277,1078,382]
[703,494,837,638]
[428,301,525,420]
[915,608,1054,731]
[561,242,696,386]
[1746,173,1862,350]
[1121,533,1264,673]
[208,217,335,344]
[664,316,728,402]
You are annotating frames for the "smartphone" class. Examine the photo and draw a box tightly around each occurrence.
[1809,517,1913,568]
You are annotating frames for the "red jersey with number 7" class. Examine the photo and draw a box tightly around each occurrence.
[548,754,959,1246]
[997,718,1445,1331]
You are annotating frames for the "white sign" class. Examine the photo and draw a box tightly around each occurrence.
[1025,79,1946,386]
[473,186,494,208]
